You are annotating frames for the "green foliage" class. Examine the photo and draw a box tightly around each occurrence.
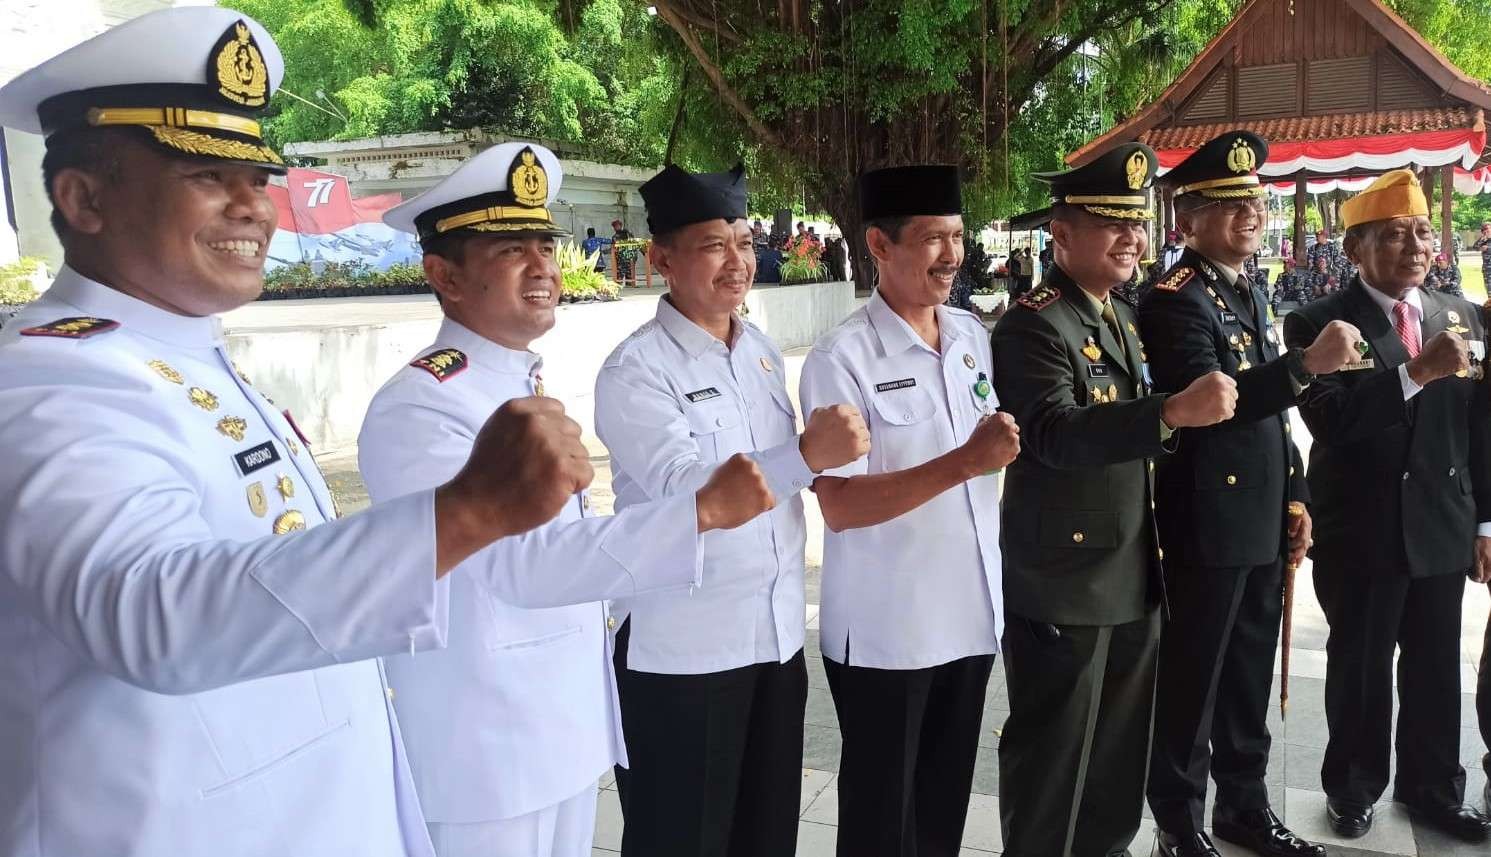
[0,257,45,305]
[262,261,427,293]
[556,241,622,300]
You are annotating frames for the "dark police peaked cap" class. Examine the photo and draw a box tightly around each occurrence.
[1033,142,1157,221]
[1160,130,1269,200]
[858,165,962,221]
[641,163,749,234]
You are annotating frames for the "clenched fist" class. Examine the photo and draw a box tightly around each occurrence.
[436,397,593,572]
[696,453,777,531]
[1407,330,1470,386]
[800,404,871,473]
[957,412,1021,476]
[1302,320,1365,375]
[1161,370,1237,428]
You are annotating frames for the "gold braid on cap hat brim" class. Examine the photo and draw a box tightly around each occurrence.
[149,126,284,165]
[1083,205,1154,221]
[1197,187,1268,200]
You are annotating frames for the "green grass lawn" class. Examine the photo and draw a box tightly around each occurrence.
[1256,254,1487,305]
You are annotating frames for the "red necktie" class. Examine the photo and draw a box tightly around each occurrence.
[1393,301,1420,358]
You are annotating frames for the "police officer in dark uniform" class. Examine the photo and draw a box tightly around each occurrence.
[991,142,1239,857]
[1138,131,1362,857]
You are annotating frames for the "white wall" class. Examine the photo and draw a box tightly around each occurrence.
[224,282,861,454]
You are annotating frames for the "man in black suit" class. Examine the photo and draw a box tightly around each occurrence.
[1284,169,1491,843]
[1139,131,1360,857]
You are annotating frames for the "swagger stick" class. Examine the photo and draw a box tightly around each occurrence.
[1281,500,1306,719]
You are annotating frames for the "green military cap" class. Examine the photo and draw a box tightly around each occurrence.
[1160,130,1269,200]
[1033,143,1157,221]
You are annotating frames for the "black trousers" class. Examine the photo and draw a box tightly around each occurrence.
[611,620,808,857]
[999,609,1161,857]
[1314,567,1466,808]
[1479,601,1491,769]
[1148,560,1282,835]
[823,653,994,857]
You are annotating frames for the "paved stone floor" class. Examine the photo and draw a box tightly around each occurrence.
[316,407,1491,857]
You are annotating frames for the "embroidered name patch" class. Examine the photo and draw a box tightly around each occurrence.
[1087,364,1110,378]
[1220,312,1239,324]
[875,378,917,392]
[685,387,722,403]
[234,440,281,476]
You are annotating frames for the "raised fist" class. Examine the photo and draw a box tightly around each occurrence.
[958,412,1020,476]
[1161,370,1237,428]
[696,453,777,531]
[1303,320,1365,375]
[1407,330,1470,386]
[449,397,593,540]
[800,404,871,473]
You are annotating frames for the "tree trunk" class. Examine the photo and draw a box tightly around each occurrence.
[821,184,874,291]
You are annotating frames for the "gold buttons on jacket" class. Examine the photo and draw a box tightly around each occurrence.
[1289,466,1296,476]
[1072,532,1085,544]
[606,615,618,631]
[1226,475,1237,485]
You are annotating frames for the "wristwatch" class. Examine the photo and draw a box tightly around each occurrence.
[1284,346,1315,389]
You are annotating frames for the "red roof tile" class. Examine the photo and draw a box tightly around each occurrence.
[1144,107,1479,151]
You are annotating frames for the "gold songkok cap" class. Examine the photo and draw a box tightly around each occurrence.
[1340,169,1429,229]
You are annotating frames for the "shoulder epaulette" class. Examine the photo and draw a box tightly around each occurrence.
[1016,285,1061,311]
[18,316,120,339]
[1152,267,1196,293]
[410,348,468,382]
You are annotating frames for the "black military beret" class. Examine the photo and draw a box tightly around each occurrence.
[641,163,748,235]
[858,165,962,221]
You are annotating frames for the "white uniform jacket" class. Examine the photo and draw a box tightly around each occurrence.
[0,269,447,857]
[358,319,702,823]
[594,297,812,675]
[798,292,1004,670]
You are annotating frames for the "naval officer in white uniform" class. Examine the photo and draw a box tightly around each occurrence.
[0,9,595,856]
[359,142,776,857]
[594,163,870,856]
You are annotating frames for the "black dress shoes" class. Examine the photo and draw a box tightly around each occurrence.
[1155,828,1221,857]
[1212,806,1326,857]
[1405,803,1491,842]
[1326,799,1374,838]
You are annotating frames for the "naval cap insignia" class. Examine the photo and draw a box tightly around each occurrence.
[210,20,269,108]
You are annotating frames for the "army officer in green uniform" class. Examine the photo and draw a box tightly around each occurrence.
[990,142,1239,857]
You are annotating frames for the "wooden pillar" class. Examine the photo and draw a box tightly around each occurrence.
[1293,176,1308,266]
[1442,165,1454,259]
[1422,167,1435,222]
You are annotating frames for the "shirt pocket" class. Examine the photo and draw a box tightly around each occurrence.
[868,385,940,471]
[869,385,938,428]
[1038,509,1119,550]
[684,398,742,463]
[193,671,339,791]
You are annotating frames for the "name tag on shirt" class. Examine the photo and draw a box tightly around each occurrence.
[685,387,722,403]
[1087,364,1110,378]
[234,440,281,476]
[875,378,917,392]
[1221,311,1239,324]
[1342,359,1376,371]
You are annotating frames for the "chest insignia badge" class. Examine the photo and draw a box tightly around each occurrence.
[276,474,295,500]
[246,482,268,518]
[216,416,247,441]
[148,360,184,384]
[1081,336,1102,363]
[189,387,219,411]
[273,510,306,535]
[963,353,976,370]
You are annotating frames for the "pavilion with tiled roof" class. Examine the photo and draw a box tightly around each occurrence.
[1066,0,1491,263]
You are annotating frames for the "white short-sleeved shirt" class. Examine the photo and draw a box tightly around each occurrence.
[359,319,702,823]
[595,297,813,675]
[0,268,444,857]
[798,291,1003,669]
